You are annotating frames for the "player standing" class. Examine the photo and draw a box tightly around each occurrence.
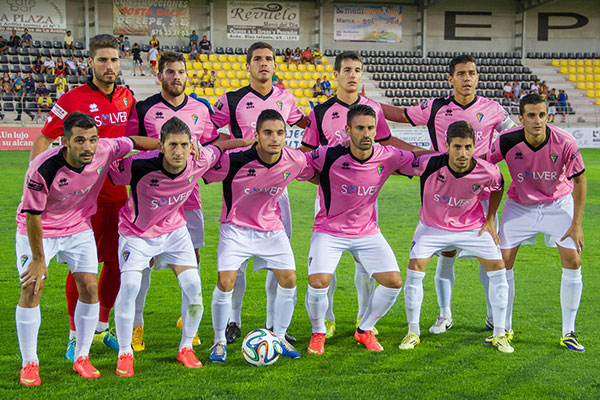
[15,112,157,385]
[300,51,422,338]
[305,104,415,354]
[109,117,251,376]
[29,34,136,360]
[211,41,307,343]
[488,94,587,351]
[205,110,312,362]
[379,54,517,334]
[396,121,512,353]
[124,50,219,351]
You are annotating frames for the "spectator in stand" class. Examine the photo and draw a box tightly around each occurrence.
[118,35,125,57]
[190,43,201,61]
[2,72,14,94]
[37,90,53,122]
[147,43,159,76]
[558,89,568,122]
[292,47,301,64]
[23,72,35,96]
[34,81,49,100]
[132,43,144,76]
[518,88,527,100]
[539,80,549,97]
[313,78,324,97]
[301,46,313,64]
[21,28,33,48]
[55,56,67,76]
[66,55,77,75]
[123,37,131,57]
[200,67,210,88]
[149,34,160,48]
[283,48,292,64]
[76,56,88,76]
[0,36,9,55]
[512,80,521,103]
[199,35,212,54]
[547,88,558,123]
[15,73,36,121]
[190,72,200,88]
[274,77,285,90]
[189,30,199,47]
[32,55,43,74]
[313,48,322,64]
[208,70,216,88]
[9,28,21,48]
[13,71,23,97]
[54,73,67,99]
[320,74,332,96]
[64,30,74,50]
[530,79,540,94]
[503,81,514,99]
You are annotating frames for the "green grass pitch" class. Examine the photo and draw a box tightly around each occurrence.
[0,149,599,399]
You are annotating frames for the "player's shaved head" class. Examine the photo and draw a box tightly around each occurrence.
[256,109,285,132]
[89,34,120,58]
[63,112,97,140]
[160,117,191,142]
[347,104,376,127]
[519,93,547,115]
[335,51,362,72]
[449,54,476,76]
[446,121,475,145]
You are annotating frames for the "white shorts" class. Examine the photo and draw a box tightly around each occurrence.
[307,232,399,276]
[184,208,205,249]
[118,226,197,272]
[279,188,292,239]
[15,230,98,275]
[217,223,295,272]
[499,196,577,250]
[409,221,502,260]
[548,106,556,114]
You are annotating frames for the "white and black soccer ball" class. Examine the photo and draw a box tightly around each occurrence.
[241,329,283,367]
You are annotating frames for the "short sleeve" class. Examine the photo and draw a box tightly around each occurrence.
[494,104,516,133]
[564,140,585,179]
[197,145,222,172]
[487,163,504,191]
[21,169,49,214]
[108,156,133,186]
[286,93,305,126]
[398,153,434,177]
[211,93,230,129]
[389,147,417,176]
[306,146,327,173]
[373,102,392,142]
[202,151,231,184]
[487,136,504,164]
[125,103,142,137]
[293,150,315,181]
[300,111,319,149]
[41,96,71,139]
[107,137,135,161]
[404,99,434,127]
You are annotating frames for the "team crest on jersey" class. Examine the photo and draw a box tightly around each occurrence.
[20,255,29,268]
[377,165,384,175]
[192,114,198,125]
[122,251,130,262]
[123,98,128,107]
[283,170,290,180]
[473,184,481,192]
[550,153,558,163]
[89,103,99,113]
[97,166,104,175]
[276,101,283,110]
[189,175,195,183]
[476,113,484,122]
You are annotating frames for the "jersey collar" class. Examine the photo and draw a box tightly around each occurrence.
[334,95,361,108]
[348,146,374,164]
[524,125,551,152]
[87,78,117,102]
[158,153,188,179]
[247,85,274,101]
[444,153,478,178]
[59,147,86,174]
[450,95,478,110]
[160,93,188,112]
[249,143,282,168]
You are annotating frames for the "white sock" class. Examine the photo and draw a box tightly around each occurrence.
[211,286,232,344]
[479,263,492,320]
[74,300,100,360]
[434,255,455,318]
[355,261,376,321]
[306,285,329,334]
[404,269,425,336]
[561,267,582,336]
[279,189,292,239]
[114,271,142,356]
[69,330,76,340]
[16,305,40,367]
[487,269,508,337]
[265,270,278,329]
[178,269,203,351]
[324,273,336,321]
[134,267,152,327]
[273,285,296,339]
[505,269,515,332]
[230,263,246,325]
[358,285,401,331]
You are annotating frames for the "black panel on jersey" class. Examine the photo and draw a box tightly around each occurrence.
[419,154,448,204]
[225,86,252,138]
[222,145,260,217]
[451,95,478,110]
[524,126,551,152]
[37,151,84,190]
[426,97,453,151]
[320,145,349,215]
[498,128,525,158]
[129,155,162,224]
[312,96,361,146]
[133,93,163,137]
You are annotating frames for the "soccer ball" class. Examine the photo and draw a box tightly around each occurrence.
[241,329,283,367]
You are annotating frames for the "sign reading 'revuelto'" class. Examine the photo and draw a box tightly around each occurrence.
[227,1,300,41]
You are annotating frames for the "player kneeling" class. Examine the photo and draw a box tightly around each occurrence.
[110,117,250,376]
[205,110,314,363]
[398,121,513,353]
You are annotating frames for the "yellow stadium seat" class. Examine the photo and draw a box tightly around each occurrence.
[284,71,293,80]
[568,66,576,74]
[226,87,235,92]
[559,59,567,66]
[551,60,559,67]
[200,54,208,62]
[594,67,600,73]
[275,56,283,63]
[567,59,576,66]
[586,82,594,89]
[216,70,226,79]
[209,96,218,105]
[183,54,189,61]
[230,79,240,87]
[585,67,593,74]
[237,55,246,63]
[215,87,224,96]
[289,80,298,89]
[307,64,316,72]
[559,67,568,74]
[284,80,291,88]
[293,72,302,80]
[318,96,327,103]
[299,80,308,89]
[186,61,193,70]
[222,63,231,71]
[218,55,227,62]
[576,59,584,66]
[303,72,312,80]
[232,63,241,71]
[331,81,337,89]
[308,80,316,87]
[184,87,193,95]
[212,62,222,71]
[241,79,249,86]
[586,74,594,81]
[209,54,218,62]
[587,90,595,97]
[568,74,577,82]
[204,87,215,96]
[236,71,246,79]
[577,74,585,81]
[193,62,203,70]
[594,60,600,66]
[577,82,586,90]
[584,60,592,66]
[294,89,303,97]
[595,82,600,89]
[288,64,297,72]
[298,64,306,72]
[227,55,237,63]
[275,72,283,80]
[194,88,204,96]
[325,65,334,72]
[322,57,329,64]
[203,61,212,69]
[304,89,312,97]
[226,71,236,79]
[300,97,309,106]
[316,64,325,72]
[576,67,584,74]
[304,106,312,115]
[312,72,321,80]
[220,79,230,88]
[279,63,288,72]
[595,74,600,81]
[596,90,600,97]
